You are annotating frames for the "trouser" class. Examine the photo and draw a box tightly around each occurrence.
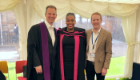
[86,60,105,80]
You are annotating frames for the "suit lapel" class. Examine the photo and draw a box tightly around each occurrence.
[46,28,53,46]
[95,28,104,52]
[54,28,57,48]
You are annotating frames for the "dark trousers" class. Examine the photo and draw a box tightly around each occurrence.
[86,60,105,80]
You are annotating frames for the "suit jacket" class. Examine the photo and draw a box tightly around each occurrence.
[85,28,112,73]
[27,22,57,80]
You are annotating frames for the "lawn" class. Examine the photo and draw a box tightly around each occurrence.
[4,56,130,80]
[4,62,21,80]
[107,56,125,76]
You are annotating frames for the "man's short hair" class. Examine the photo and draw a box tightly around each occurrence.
[46,5,57,13]
[91,12,102,20]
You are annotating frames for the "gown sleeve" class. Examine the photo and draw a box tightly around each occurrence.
[27,25,41,80]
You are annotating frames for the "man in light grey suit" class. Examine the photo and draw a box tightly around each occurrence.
[85,12,112,80]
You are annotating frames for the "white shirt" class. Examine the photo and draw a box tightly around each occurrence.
[87,28,101,62]
[45,20,55,46]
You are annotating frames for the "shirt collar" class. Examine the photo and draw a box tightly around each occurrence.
[93,27,101,34]
[44,20,54,28]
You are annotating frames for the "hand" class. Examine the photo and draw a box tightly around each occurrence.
[102,68,107,76]
[35,65,42,74]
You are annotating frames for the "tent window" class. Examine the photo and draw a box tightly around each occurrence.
[0,11,20,62]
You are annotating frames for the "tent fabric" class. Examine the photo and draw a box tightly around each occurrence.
[0,0,20,12]
[0,0,140,79]
[93,0,140,4]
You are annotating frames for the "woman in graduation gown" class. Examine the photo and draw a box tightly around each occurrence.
[54,13,86,80]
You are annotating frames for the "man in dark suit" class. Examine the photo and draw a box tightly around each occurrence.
[85,12,112,80]
[27,5,57,80]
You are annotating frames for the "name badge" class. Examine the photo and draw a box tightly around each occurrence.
[90,53,95,57]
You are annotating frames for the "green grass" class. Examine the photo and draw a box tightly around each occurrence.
[4,62,21,80]
[4,56,130,80]
[105,78,131,80]
[107,56,125,76]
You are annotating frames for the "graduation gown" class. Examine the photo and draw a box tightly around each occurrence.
[54,27,86,80]
[0,71,6,80]
[27,22,57,80]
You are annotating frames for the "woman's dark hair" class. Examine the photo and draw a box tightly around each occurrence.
[66,13,75,19]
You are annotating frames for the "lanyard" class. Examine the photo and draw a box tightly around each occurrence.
[91,32,99,49]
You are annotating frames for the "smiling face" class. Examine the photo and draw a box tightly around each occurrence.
[91,14,102,30]
[45,8,57,26]
[66,15,76,30]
